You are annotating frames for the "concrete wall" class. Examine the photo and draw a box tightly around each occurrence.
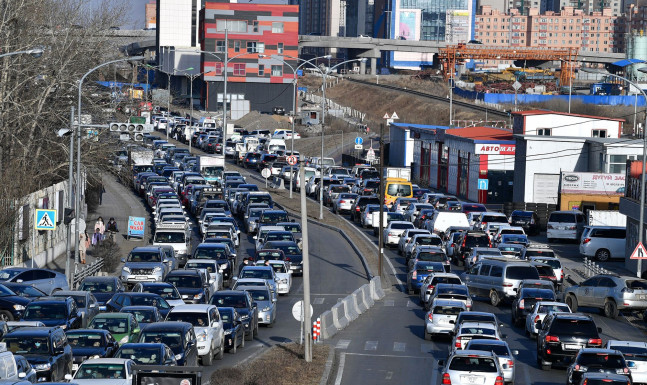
[516,114,622,138]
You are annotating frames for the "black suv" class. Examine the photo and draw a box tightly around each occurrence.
[105,292,172,318]
[510,210,541,235]
[536,312,603,370]
[566,348,631,385]
[511,288,555,326]
[2,327,73,381]
[137,321,198,366]
[455,231,491,266]
[350,195,380,222]
[0,283,31,321]
[210,290,258,341]
[21,297,81,330]
[164,270,210,304]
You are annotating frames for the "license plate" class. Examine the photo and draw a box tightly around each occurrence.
[460,374,484,384]
[639,295,646,300]
[564,344,582,350]
[134,276,146,280]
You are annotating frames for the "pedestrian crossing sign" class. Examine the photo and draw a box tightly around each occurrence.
[35,209,57,231]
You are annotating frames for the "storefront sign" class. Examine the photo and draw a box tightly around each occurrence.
[560,172,625,195]
[475,144,516,155]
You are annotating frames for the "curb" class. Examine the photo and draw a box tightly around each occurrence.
[319,345,338,385]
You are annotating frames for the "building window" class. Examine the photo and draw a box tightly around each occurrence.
[233,63,245,76]
[272,22,284,33]
[253,21,259,33]
[592,129,607,138]
[216,40,226,53]
[278,43,284,54]
[216,20,247,32]
[234,41,240,53]
[537,128,551,136]
[258,64,265,76]
[214,62,223,76]
[247,42,265,53]
[271,65,283,76]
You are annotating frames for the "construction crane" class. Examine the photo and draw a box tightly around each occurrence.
[438,44,577,88]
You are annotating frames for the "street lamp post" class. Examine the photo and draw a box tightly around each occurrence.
[182,69,209,154]
[76,56,143,275]
[57,108,74,289]
[0,47,44,59]
[584,68,647,277]
[164,67,195,140]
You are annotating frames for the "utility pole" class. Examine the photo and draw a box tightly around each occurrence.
[65,107,74,288]
[377,123,385,278]
[300,164,312,361]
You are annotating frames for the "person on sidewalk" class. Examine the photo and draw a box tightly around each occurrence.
[94,217,105,236]
[99,182,106,205]
[106,217,119,241]
[79,230,89,264]
[92,227,103,247]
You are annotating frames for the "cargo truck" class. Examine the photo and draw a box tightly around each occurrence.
[384,167,411,181]
[196,155,225,185]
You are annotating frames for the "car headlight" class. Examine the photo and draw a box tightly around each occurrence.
[240,314,249,320]
[197,332,208,342]
[194,293,204,299]
[224,329,232,335]
[119,335,129,344]
[33,363,51,370]
[13,304,25,311]
[262,306,271,312]
[153,266,162,273]
[122,267,131,273]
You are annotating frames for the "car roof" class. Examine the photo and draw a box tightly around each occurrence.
[141,321,192,331]
[551,312,592,321]
[52,291,87,296]
[578,348,621,355]
[169,304,215,312]
[28,296,70,303]
[451,349,496,358]
[64,329,110,336]
[460,321,497,329]
[466,339,508,347]
[5,327,58,336]
[130,246,162,252]
[431,299,467,308]
[212,290,247,296]
[80,358,131,365]
[120,306,158,311]
[92,313,132,319]
[167,270,201,276]
[607,340,647,348]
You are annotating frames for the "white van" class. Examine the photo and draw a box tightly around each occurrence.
[426,212,470,236]
[153,223,191,261]
[579,226,626,261]
[265,138,286,154]
[547,210,585,242]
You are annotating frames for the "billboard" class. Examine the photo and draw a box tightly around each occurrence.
[397,10,419,41]
[475,144,516,155]
[445,10,470,44]
[560,172,625,196]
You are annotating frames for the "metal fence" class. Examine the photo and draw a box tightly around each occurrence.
[582,257,611,277]
[72,258,104,289]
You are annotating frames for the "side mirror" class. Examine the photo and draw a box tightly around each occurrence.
[89,303,97,308]
[121,258,126,263]
[512,350,519,356]
[272,298,277,303]
[253,236,257,240]
[65,374,73,380]
[16,279,23,283]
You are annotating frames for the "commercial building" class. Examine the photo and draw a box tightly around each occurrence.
[475,6,624,53]
[200,1,299,114]
[558,171,625,210]
[560,0,635,17]
[146,1,157,29]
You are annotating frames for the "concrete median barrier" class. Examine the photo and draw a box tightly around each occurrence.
[353,288,368,314]
[360,284,375,308]
[331,302,349,330]
[370,276,386,300]
[342,296,360,321]
[320,310,337,340]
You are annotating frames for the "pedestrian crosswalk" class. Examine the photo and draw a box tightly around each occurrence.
[298,297,420,307]
[334,339,447,356]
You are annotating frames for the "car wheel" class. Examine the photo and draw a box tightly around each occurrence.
[240,332,245,348]
[201,348,213,366]
[595,249,611,262]
[216,340,224,360]
[489,290,501,307]
[565,295,578,312]
[245,327,253,341]
[424,330,432,341]
[0,311,14,322]
[604,299,619,319]
[254,321,259,337]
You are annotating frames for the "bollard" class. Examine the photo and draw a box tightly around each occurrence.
[312,320,318,342]
[316,318,321,342]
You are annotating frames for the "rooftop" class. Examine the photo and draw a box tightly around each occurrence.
[446,126,514,142]
[512,109,625,122]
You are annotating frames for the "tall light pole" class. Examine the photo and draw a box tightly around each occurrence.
[164,66,194,140]
[77,56,143,270]
[57,108,74,288]
[263,54,333,198]
[181,69,209,153]
[318,58,367,219]
[584,68,647,277]
[0,47,44,59]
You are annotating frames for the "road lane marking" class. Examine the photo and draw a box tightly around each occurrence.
[334,352,346,385]
[342,352,431,359]
[385,371,393,380]
[393,342,406,352]
[365,341,378,351]
[336,339,351,349]
[314,297,325,305]
[384,300,395,306]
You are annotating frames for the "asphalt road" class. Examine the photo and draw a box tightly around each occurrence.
[140,135,370,381]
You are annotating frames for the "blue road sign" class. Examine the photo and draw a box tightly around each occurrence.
[355,137,363,145]
[478,179,489,191]
[35,209,57,230]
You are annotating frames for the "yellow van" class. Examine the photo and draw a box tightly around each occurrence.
[384,177,413,207]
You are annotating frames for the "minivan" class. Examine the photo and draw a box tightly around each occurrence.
[463,258,540,306]
[547,210,585,242]
[580,226,626,261]
[425,211,470,236]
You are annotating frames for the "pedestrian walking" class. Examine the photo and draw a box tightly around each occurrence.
[238,258,250,275]
[92,228,103,247]
[94,217,105,235]
[98,182,106,205]
[79,230,89,264]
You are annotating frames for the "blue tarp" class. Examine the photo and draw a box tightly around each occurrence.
[95,81,151,92]
[611,58,645,67]
[483,93,647,107]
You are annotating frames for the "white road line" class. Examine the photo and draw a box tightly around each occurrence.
[334,352,346,385]
[365,341,378,351]
[336,339,351,349]
[430,365,438,385]
[384,300,395,306]
[393,342,406,352]
[314,297,325,305]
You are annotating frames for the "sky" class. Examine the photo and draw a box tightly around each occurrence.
[88,0,151,29]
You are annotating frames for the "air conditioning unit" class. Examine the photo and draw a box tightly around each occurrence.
[119,124,128,132]
[127,123,136,132]
[109,122,121,132]
[133,133,144,141]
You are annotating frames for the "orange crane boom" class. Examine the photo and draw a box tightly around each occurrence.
[438,44,577,87]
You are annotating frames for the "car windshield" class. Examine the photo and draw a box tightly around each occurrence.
[267,233,293,242]
[89,317,130,334]
[434,277,462,285]
[240,269,273,280]
[186,262,217,273]
[194,247,227,259]
[247,289,270,301]
[212,295,247,308]
[532,258,561,269]
[131,295,170,309]
[154,232,186,243]
[143,286,181,300]
[140,332,183,352]
[526,250,555,258]
[261,212,288,222]
[438,287,468,296]
[552,319,598,336]
[4,337,49,355]
[128,251,161,263]
[116,346,161,364]
[506,266,540,280]
[79,281,115,293]
[6,285,42,297]
[166,312,209,327]
[269,263,287,273]
[467,344,509,357]
[249,195,272,205]
[538,304,570,314]
[577,353,624,369]
[448,356,498,372]
[387,183,412,196]
[460,327,496,337]
[275,244,300,255]
[465,235,490,247]
[75,363,126,380]
[0,270,22,281]
[627,280,647,290]
[391,223,414,230]
[502,235,527,243]
[258,251,283,260]
[417,237,442,246]
[67,332,105,348]
[23,303,67,320]
[123,309,156,323]
[612,346,647,361]
[166,275,201,288]
[482,215,508,223]
[69,295,86,308]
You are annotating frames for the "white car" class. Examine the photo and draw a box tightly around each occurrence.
[184,259,224,292]
[266,260,292,294]
[524,301,571,337]
[424,299,466,340]
[66,358,134,385]
[382,221,415,247]
[398,229,431,256]
[450,321,504,354]
[606,340,647,384]
[166,304,225,365]
[438,350,505,385]
[272,130,301,140]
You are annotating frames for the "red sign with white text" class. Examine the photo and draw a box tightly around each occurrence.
[475,144,516,155]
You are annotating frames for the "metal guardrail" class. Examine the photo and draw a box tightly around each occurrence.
[72,258,104,289]
[583,257,609,277]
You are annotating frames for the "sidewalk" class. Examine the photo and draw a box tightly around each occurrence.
[46,173,151,276]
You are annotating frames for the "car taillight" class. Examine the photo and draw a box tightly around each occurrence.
[588,338,602,346]
[507,359,514,368]
[356,206,360,211]
[388,232,396,236]
[427,285,435,290]
[340,200,346,204]
[455,336,462,348]
[519,299,524,309]
[427,313,433,322]
[567,226,576,230]
[412,271,417,279]
[545,335,559,342]
[451,243,455,247]
[534,315,540,323]
[441,373,451,385]
[582,238,591,244]
[495,376,504,385]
